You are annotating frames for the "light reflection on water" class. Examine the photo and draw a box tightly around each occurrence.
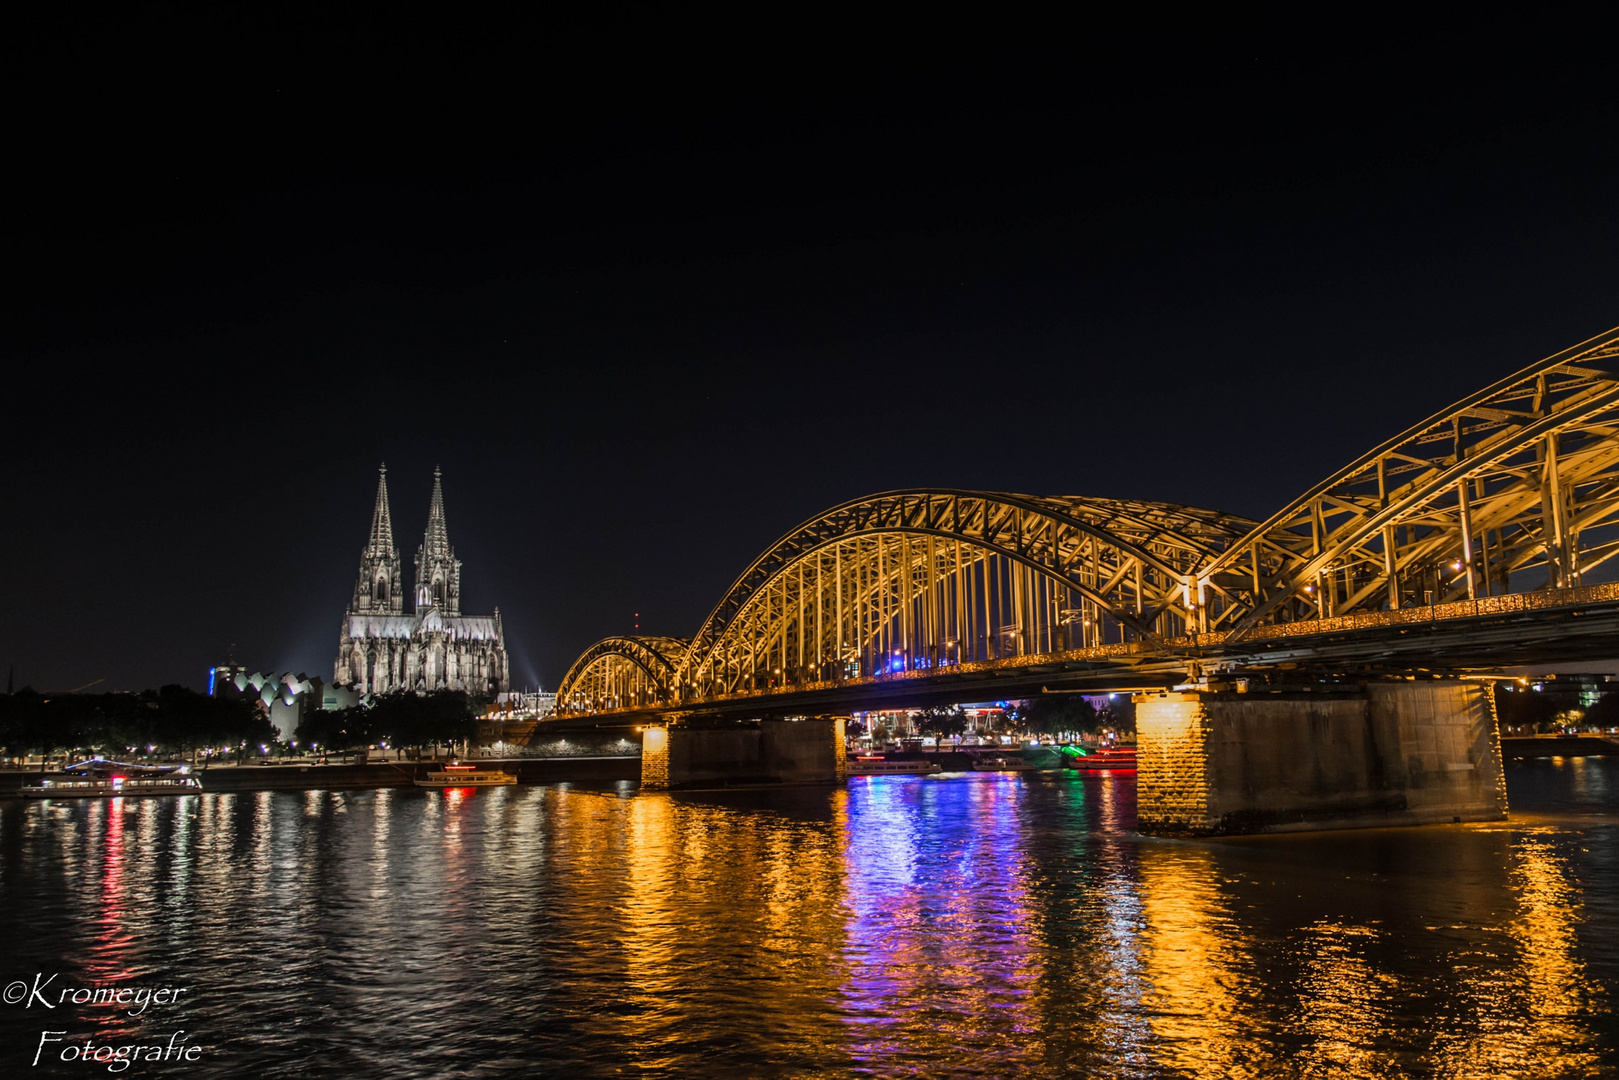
[0,763,1615,1078]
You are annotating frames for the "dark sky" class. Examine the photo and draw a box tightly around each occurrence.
[4,9,1617,693]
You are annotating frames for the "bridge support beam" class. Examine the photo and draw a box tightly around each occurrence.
[1134,681,1507,835]
[638,718,846,791]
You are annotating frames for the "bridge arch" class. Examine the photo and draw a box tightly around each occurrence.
[548,325,1619,716]
[673,490,1255,699]
[553,635,690,713]
[1199,325,1619,632]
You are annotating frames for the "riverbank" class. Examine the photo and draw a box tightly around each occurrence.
[1501,735,1619,758]
[4,739,1605,794]
[0,756,642,796]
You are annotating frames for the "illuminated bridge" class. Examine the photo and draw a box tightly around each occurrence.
[550,326,1619,830]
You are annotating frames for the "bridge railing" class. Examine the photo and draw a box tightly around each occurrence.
[1200,580,1619,647]
[553,581,1619,718]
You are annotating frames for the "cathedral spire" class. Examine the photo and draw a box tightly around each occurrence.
[337,462,508,696]
[422,465,450,559]
[367,463,396,558]
[415,465,462,615]
[350,463,404,616]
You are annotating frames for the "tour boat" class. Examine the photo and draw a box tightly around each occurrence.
[845,756,943,777]
[19,759,202,798]
[970,755,1045,772]
[1062,746,1137,771]
[415,763,517,787]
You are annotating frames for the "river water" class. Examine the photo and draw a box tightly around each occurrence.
[0,760,1615,1078]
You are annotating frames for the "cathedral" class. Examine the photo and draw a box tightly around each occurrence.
[335,465,510,696]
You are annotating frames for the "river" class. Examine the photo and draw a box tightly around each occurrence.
[0,759,1615,1078]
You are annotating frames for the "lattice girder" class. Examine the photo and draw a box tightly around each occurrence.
[548,327,1619,717]
[554,636,690,712]
[1203,326,1619,632]
[674,490,1255,699]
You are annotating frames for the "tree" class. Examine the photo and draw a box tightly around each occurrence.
[296,705,369,752]
[1582,691,1619,730]
[1495,684,1561,733]
[915,704,968,740]
[1013,695,1102,738]
[148,686,275,765]
[0,689,50,760]
[366,690,480,758]
[0,686,273,764]
[1094,695,1136,736]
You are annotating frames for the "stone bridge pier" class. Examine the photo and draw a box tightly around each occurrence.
[1134,681,1508,835]
[640,718,847,790]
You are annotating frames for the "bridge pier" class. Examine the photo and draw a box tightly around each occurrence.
[639,718,846,791]
[1134,681,1508,835]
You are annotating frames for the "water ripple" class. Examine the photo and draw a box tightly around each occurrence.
[0,763,1614,1078]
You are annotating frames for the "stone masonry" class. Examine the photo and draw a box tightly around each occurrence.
[1135,680,1508,835]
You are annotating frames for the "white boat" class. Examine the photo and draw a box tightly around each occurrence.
[20,759,202,798]
[416,763,517,787]
[845,756,943,777]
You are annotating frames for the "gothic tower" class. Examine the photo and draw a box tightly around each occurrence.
[338,464,509,695]
[351,463,403,615]
[415,465,462,614]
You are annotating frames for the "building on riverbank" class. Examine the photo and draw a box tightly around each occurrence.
[210,668,325,741]
[334,465,511,696]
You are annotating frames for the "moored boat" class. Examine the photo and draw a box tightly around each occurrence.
[416,763,517,787]
[20,759,202,798]
[970,755,1046,771]
[845,756,943,777]
[1061,746,1137,771]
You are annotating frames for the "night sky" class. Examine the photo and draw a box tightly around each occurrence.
[5,11,1617,693]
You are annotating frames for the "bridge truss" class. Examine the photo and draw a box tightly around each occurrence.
[554,326,1619,715]
[1202,325,1619,635]
[555,636,689,713]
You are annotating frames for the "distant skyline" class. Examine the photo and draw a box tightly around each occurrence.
[5,11,1619,692]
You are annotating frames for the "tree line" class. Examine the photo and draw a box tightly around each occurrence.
[0,685,486,764]
[912,695,1136,740]
[0,686,276,762]
[295,689,481,756]
[1495,683,1619,733]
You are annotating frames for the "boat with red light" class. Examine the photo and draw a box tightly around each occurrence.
[415,762,517,787]
[1060,746,1137,772]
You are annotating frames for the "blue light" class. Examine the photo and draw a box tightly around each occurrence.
[208,667,216,696]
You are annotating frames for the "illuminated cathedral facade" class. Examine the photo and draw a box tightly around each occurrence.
[335,464,510,696]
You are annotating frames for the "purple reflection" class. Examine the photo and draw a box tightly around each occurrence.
[838,774,1043,1072]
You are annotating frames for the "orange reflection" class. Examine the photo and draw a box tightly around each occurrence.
[1433,834,1601,1077]
[436,787,476,927]
[1293,920,1387,1076]
[620,793,678,1014]
[570,788,853,1069]
[1136,843,1253,1077]
[1506,839,1596,1068]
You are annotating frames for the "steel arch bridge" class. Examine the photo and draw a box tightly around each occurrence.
[554,636,690,712]
[555,326,1619,719]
